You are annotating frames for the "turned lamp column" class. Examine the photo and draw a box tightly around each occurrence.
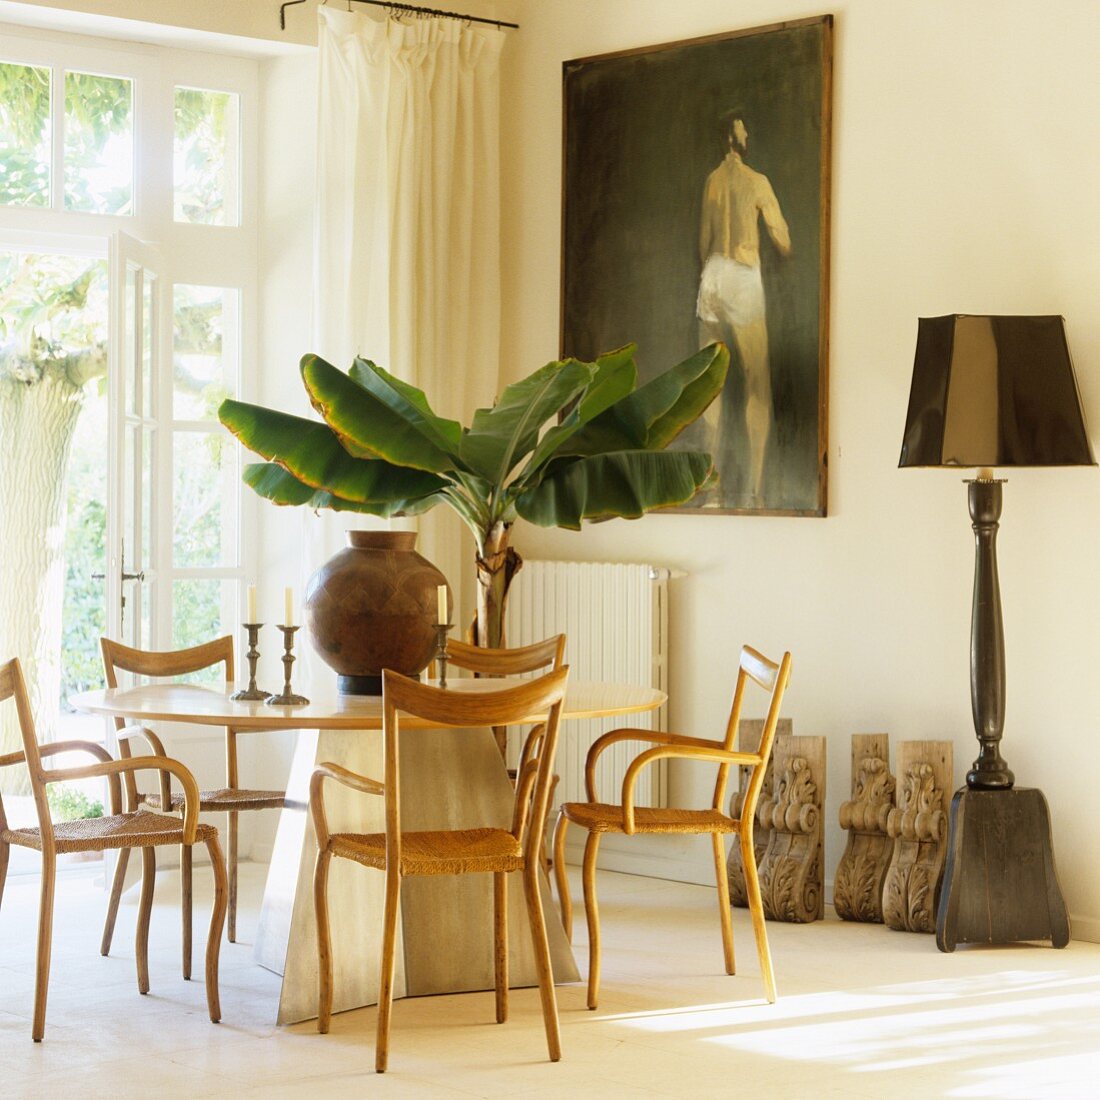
[967,472,1012,790]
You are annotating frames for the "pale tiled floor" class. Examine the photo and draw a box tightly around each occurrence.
[2,862,1099,1099]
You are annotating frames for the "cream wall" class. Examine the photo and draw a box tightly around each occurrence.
[501,0,1100,936]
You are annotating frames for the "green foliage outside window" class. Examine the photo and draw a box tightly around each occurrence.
[0,62,51,207]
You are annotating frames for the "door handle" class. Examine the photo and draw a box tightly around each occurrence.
[90,570,145,582]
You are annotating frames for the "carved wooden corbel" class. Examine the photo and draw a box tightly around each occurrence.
[882,740,952,933]
[754,734,826,923]
[834,734,896,923]
[726,718,788,907]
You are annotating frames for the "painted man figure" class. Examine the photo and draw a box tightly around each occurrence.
[697,110,791,506]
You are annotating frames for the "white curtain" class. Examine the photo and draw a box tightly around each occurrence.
[305,6,504,622]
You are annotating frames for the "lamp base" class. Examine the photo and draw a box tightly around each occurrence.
[936,786,1069,952]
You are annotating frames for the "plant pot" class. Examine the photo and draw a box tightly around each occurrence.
[303,531,449,695]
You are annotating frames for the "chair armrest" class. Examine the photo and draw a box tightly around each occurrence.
[39,740,122,814]
[584,728,729,801]
[619,744,762,835]
[46,756,202,844]
[310,762,384,850]
[117,725,171,810]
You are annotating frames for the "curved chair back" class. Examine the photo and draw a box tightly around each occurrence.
[381,666,569,866]
[715,645,793,816]
[446,635,566,677]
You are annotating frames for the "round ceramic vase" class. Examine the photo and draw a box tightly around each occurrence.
[303,531,449,694]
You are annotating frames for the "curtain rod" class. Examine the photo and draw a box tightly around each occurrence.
[280,0,519,31]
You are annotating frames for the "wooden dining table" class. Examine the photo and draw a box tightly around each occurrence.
[73,677,666,1024]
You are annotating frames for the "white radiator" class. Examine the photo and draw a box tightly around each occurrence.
[504,560,669,809]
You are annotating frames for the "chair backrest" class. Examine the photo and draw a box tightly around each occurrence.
[100,635,234,808]
[714,645,792,817]
[100,635,235,729]
[0,657,54,841]
[445,635,566,678]
[381,666,569,867]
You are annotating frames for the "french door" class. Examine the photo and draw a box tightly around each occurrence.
[107,231,163,655]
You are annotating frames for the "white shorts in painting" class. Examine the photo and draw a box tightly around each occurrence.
[695,254,766,327]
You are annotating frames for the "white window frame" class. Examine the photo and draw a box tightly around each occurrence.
[0,23,260,654]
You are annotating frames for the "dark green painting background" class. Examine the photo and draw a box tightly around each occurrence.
[562,20,828,513]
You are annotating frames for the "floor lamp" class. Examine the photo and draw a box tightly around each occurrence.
[898,314,1093,951]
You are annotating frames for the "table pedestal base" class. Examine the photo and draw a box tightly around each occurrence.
[935,786,1070,952]
[255,725,579,1024]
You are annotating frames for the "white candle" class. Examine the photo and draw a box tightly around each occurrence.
[978,467,995,481]
[437,584,448,625]
[284,587,294,626]
[247,584,257,623]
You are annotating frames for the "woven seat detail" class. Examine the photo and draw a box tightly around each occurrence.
[559,802,739,835]
[142,787,286,812]
[329,827,524,875]
[1,810,219,853]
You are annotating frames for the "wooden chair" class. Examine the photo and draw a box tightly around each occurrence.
[312,665,570,1072]
[0,657,227,1041]
[99,636,285,976]
[553,644,792,1009]
[445,636,566,870]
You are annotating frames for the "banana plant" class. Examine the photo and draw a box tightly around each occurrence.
[219,342,728,649]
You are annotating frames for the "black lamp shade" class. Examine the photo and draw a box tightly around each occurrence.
[898,315,1095,468]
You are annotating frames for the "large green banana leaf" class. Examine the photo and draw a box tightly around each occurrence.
[458,358,594,483]
[347,358,464,457]
[514,449,716,530]
[243,462,443,517]
[220,400,446,503]
[517,346,638,479]
[562,343,728,457]
[301,354,459,473]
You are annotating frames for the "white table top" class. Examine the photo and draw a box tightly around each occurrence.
[71,678,666,731]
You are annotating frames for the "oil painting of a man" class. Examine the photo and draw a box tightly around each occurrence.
[697,110,791,508]
[562,17,831,515]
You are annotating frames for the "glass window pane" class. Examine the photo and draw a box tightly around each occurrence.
[142,274,154,418]
[64,70,133,215]
[173,579,237,682]
[142,424,155,570]
[125,265,137,415]
[173,430,238,568]
[174,86,239,226]
[173,284,238,419]
[0,61,51,207]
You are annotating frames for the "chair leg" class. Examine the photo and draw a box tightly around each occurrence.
[375,866,401,1074]
[552,812,572,940]
[0,838,9,914]
[712,833,736,975]
[228,810,238,943]
[582,831,601,1011]
[135,848,156,995]
[493,870,508,1024]
[522,862,561,1062]
[740,831,776,1003]
[32,848,56,1042]
[100,847,129,957]
[314,848,334,1034]
[204,836,228,1023]
[181,843,193,980]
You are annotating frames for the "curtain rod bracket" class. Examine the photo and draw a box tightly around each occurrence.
[280,0,518,32]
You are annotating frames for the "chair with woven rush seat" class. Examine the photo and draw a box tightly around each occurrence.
[99,636,285,977]
[311,665,569,1073]
[445,635,566,869]
[553,644,791,1009]
[0,657,227,1041]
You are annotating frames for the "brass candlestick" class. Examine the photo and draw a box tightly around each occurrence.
[266,625,309,705]
[231,624,270,701]
[434,623,453,688]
